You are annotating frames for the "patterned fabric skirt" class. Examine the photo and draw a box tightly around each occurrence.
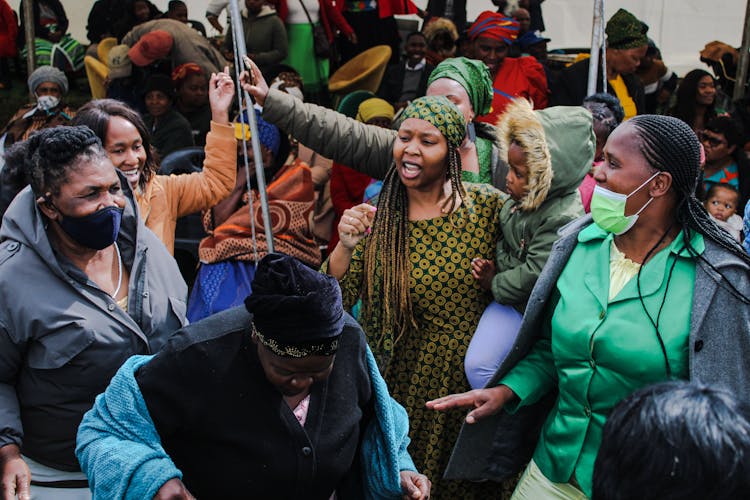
[21,35,85,71]
[186,260,256,322]
[282,23,329,93]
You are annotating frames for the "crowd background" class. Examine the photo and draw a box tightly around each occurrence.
[1,0,750,499]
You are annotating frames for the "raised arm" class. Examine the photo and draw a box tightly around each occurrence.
[162,69,237,218]
[240,60,395,180]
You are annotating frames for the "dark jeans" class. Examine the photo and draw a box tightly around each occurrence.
[338,10,400,66]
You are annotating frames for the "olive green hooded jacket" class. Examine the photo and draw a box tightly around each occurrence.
[491,99,595,309]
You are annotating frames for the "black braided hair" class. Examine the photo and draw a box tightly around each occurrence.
[72,99,160,190]
[628,115,750,305]
[25,126,107,197]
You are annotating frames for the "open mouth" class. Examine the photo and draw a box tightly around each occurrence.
[400,161,422,180]
[120,168,140,185]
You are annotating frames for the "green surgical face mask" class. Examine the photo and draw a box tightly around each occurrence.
[590,172,659,235]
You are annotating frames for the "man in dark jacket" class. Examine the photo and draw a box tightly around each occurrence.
[377,32,434,111]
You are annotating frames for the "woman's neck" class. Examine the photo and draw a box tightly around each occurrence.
[614,219,681,265]
[693,105,707,131]
[407,180,456,221]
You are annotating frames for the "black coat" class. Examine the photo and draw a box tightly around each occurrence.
[136,308,375,500]
[550,57,646,115]
[425,0,466,31]
[377,60,434,106]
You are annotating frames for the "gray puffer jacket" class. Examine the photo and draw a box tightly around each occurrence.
[0,180,187,472]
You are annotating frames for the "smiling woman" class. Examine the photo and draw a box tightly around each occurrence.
[72,68,237,254]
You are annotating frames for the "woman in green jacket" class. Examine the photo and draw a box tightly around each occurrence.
[428,115,750,499]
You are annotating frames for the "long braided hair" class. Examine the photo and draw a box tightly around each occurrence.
[361,126,465,352]
[626,115,750,377]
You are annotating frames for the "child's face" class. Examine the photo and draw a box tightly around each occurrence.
[506,142,530,201]
[705,187,738,221]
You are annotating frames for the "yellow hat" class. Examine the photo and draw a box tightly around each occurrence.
[356,98,395,123]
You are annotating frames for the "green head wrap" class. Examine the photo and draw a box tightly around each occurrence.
[427,57,493,116]
[399,96,466,149]
[606,8,648,50]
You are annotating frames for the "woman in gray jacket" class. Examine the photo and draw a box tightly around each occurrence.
[0,126,187,499]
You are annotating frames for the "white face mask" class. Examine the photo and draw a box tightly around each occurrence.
[36,94,60,111]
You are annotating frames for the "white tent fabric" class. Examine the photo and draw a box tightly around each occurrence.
[63,0,745,77]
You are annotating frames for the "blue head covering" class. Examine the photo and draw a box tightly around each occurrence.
[235,108,281,158]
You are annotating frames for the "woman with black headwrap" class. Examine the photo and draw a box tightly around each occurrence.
[429,114,750,499]
[77,253,430,500]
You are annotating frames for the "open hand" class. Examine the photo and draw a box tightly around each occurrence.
[400,470,431,499]
[153,478,195,500]
[239,56,269,106]
[426,385,516,424]
[471,258,496,291]
[208,67,235,124]
[338,203,377,250]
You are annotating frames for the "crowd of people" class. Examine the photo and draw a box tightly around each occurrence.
[0,1,750,499]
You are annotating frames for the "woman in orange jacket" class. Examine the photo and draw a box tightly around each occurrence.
[72,68,237,254]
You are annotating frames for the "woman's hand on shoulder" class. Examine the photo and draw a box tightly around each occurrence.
[399,470,431,499]
[0,444,30,500]
[426,385,516,424]
[153,478,195,500]
[209,66,235,124]
[338,203,377,250]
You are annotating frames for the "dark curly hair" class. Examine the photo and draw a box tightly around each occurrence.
[72,99,159,190]
[15,126,109,197]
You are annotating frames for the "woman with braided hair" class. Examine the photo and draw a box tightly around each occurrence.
[0,126,187,499]
[326,96,506,498]
[429,114,750,499]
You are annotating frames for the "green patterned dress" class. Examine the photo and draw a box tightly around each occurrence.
[339,183,509,498]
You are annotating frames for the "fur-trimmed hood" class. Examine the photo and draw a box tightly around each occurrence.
[496,99,595,211]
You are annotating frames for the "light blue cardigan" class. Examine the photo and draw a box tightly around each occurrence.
[76,348,415,500]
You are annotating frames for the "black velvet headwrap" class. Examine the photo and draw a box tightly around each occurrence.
[244,254,344,358]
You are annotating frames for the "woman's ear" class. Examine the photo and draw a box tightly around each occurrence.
[36,194,58,220]
[650,171,673,198]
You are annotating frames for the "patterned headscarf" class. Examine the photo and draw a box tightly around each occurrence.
[427,57,493,116]
[171,63,204,88]
[399,96,466,148]
[468,11,519,45]
[356,98,394,123]
[606,8,648,50]
[235,108,281,158]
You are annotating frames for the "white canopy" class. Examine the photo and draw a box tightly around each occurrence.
[61,0,745,77]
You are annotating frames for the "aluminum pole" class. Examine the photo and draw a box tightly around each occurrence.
[228,0,275,254]
[587,0,605,97]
